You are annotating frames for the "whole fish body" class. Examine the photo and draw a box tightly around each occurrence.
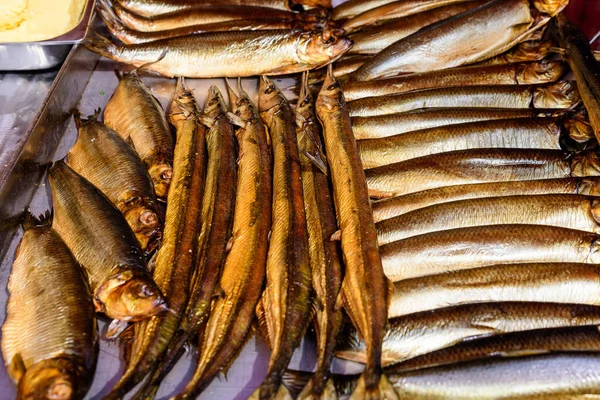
[103,70,174,201]
[380,224,600,281]
[342,0,479,32]
[106,79,206,399]
[557,14,600,142]
[251,77,312,400]
[352,107,564,140]
[295,73,344,400]
[2,216,98,400]
[365,148,600,198]
[478,38,554,65]
[336,302,600,366]
[83,29,352,78]
[372,177,600,222]
[48,161,165,321]
[358,117,566,169]
[390,262,600,317]
[343,60,565,101]
[66,110,161,253]
[350,0,568,81]
[316,67,397,399]
[348,1,489,54]
[111,0,317,32]
[377,194,600,245]
[114,0,293,16]
[172,82,272,400]
[347,82,580,117]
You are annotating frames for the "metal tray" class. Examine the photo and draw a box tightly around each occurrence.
[0,0,95,71]
[0,41,360,399]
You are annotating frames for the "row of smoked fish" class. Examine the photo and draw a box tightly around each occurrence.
[5,0,600,399]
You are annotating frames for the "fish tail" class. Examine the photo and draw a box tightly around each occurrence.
[22,209,53,230]
[96,0,125,35]
[82,30,122,62]
[297,375,339,400]
[348,371,398,400]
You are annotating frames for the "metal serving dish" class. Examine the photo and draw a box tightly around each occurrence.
[0,0,95,71]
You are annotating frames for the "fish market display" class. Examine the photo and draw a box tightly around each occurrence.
[2,214,98,400]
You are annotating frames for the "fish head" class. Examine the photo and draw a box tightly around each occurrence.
[572,151,600,177]
[228,79,258,123]
[95,268,166,321]
[532,0,569,16]
[148,162,172,201]
[532,81,581,109]
[258,76,286,118]
[123,202,162,253]
[315,65,345,112]
[578,178,600,196]
[169,77,198,126]
[204,85,228,120]
[506,40,553,63]
[516,60,565,84]
[296,72,316,127]
[297,29,353,69]
[17,358,88,400]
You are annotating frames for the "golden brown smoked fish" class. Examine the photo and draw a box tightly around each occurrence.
[67,110,161,254]
[350,0,569,81]
[295,72,344,400]
[380,224,600,281]
[250,76,312,400]
[390,263,600,316]
[115,0,293,16]
[135,85,238,399]
[336,302,600,366]
[84,29,352,78]
[390,327,600,372]
[172,81,272,399]
[97,1,323,44]
[316,66,397,399]
[111,0,319,32]
[105,78,206,399]
[1,214,98,400]
[48,161,165,321]
[332,0,403,20]
[348,1,489,54]
[372,177,600,222]
[352,107,564,140]
[342,0,479,32]
[365,148,600,198]
[478,38,554,64]
[348,82,580,117]
[343,60,565,101]
[293,0,332,8]
[359,118,577,169]
[557,14,600,142]
[309,56,373,86]
[104,70,174,201]
[377,194,600,245]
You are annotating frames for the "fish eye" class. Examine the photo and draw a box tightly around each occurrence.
[327,83,339,90]
[264,85,275,94]
[160,170,172,180]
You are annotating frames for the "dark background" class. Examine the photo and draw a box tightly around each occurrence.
[564,0,600,49]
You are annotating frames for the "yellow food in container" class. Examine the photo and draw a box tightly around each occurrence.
[0,0,86,42]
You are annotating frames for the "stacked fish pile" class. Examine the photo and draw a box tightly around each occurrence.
[3,0,600,399]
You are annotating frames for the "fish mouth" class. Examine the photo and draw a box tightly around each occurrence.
[124,206,162,252]
[18,358,85,400]
[149,163,173,201]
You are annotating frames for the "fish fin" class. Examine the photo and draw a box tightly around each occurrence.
[297,376,339,400]
[282,370,313,398]
[225,236,234,252]
[348,373,398,400]
[301,149,329,175]
[136,50,168,74]
[221,326,255,379]
[330,230,341,241]
[105,319,131,340]
[22,209,53,230]
[368,189,394,199]
[255,298,271,349]
[7,353,26,383]
[226,112,246,128]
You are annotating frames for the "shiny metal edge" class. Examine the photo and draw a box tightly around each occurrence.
[0,0,95,71]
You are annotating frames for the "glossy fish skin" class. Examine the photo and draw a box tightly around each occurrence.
[295,73,344,400]
[2,216,98,400]
[352,107,563,140]
[557,14,600,142]
[348,1,488,54]
[365,149,600,198]
[308,55,372,86]
[390,263,600,317]
[250,76,312,400]
[111,0,317,32]
[67,110,161,254]
[332,0,397,21]
[342,0,477,32]
[84,29,352,78]
[350,0,568,81]
[48,161,165,321]
[106,79,206,399]
[478,38,554,65]
[115,0,293,16]
[104,70,174,201]
[343,60,565,101]
[391,327,600,373]
[347,82,580,118]
[316,68,396,400]
[173,82,272,400]
[380,224,600,281]
[377,194,600,245]
[336,302,600,366]
[359,118,566,169]
[372,177,600,222]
